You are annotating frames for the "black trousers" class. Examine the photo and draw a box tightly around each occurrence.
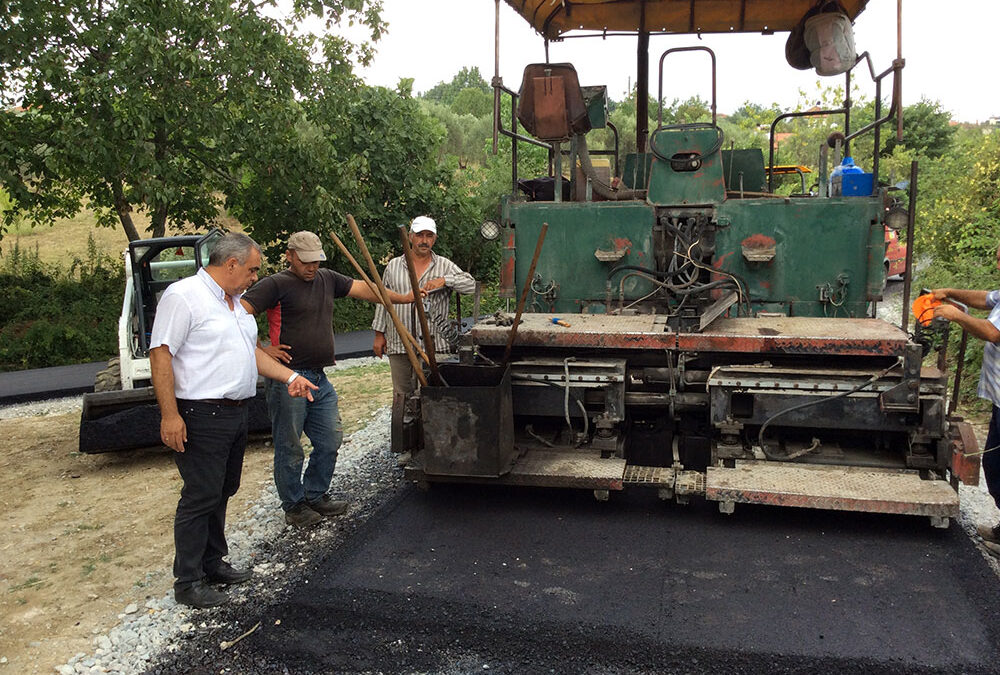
[172,400,248,587]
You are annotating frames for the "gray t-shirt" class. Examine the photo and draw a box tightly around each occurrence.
[243,268,353,370]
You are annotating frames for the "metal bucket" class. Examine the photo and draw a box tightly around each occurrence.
[421,363,515,477]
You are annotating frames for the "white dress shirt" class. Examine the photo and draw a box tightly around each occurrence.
[150,268,259,400]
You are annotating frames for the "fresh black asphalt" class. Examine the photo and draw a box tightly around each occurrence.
[149,483,1000,674]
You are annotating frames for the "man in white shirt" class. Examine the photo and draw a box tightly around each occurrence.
[372,216,477,463]
[150,232,317,609]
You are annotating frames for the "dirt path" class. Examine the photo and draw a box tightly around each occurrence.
[0,363,391,674]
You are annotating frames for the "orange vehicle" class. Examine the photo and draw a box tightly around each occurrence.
[885,226,906,279]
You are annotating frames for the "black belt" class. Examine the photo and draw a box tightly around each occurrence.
[178,398,251,407]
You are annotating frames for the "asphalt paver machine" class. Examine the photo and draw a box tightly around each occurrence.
[404,0,980,525]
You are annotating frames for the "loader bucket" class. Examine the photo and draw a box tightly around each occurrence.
[79,384,271,454]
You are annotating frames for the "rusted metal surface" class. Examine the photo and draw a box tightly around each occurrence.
[476,313,676,350]
[475,314,910,357]
[706,460,959,517]
[951,420,981,487]
[679,317,910,356]
[409,449,625,490]
[421,365,515,478]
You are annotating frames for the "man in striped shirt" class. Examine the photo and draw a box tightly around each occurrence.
[372,216,477,463]
[933,243,1000,555]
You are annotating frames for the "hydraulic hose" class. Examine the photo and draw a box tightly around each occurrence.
[576,133,646,201]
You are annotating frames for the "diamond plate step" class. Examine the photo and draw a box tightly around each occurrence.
[706,460,958,517]
[408,450,625,490]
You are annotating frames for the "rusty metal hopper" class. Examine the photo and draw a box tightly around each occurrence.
[420,364,515,477]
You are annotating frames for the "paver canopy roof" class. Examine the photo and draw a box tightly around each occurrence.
[503,0,869,39]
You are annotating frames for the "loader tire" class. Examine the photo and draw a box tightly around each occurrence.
[94,357,122,392]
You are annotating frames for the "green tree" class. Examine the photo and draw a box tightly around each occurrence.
[421,101,492,167]
[881,99,955,159]
[422,66,491,106]
[0,0,385,241]
[452,87,493,118]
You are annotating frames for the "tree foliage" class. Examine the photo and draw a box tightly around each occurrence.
[421,66,491,106]
[881,99,955,159]
[0,0,385,241]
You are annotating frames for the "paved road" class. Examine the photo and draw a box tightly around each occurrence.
[0,329,376,405]
[155,483,1000,674]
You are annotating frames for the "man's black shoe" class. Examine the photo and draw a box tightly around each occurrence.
[306,494,348,517]
[175,580,228,609]
[205,561,252,585]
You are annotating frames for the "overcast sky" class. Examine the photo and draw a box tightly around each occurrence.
[353,0,998,123]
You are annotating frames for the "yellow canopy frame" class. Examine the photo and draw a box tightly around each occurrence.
[504,0,869,39]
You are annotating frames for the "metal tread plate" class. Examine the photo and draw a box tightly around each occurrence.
[705,460,958,517]
[507,450,626,489]
[623,465,674,487]
[408,450,626,490]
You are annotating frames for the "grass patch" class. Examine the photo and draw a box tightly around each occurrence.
[330,362,393,435]
[9,576,44,592]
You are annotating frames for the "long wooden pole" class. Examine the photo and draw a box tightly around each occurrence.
[345,215,427,387]
[503,223,548,363]
[329,230,428,364]
[398,225,444,386]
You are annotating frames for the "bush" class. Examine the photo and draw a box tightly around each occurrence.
[0,235,124,371]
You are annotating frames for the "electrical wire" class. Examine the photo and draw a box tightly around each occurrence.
[756,360,902,460]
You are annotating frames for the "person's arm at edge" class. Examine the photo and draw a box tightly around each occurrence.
[932,288,991,310]
[424,258,476,295]
[150,345,186,454]
[254,348,318,400]
[934,291,1000,343]
[347,279,419,305]
[241,297,292,363]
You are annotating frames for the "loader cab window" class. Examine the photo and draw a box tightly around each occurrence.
[148,246,198,283]
[128,234,216,357]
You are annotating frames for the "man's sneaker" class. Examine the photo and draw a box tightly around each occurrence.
[285,502,323,528]
[306,494,348,517]
[175,580,228,609]
[977,521,1000,545]
[983,540,1000,559]
[396,451,412,467]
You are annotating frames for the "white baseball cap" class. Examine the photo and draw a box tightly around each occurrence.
[410,216,437,234]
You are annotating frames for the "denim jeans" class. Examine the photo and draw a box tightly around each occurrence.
[266,369,343,511]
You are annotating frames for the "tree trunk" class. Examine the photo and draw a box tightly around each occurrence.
[151,206,167,239]
[111,179,141,242]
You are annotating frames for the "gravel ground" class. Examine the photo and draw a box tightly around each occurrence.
[8,339,1000,674]
[2,357,404,675]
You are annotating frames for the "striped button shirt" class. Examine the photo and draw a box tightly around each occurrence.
[372,252,476,355]
[979,290,1000,407]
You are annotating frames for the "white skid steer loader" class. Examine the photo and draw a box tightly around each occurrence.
[79,231,269,453]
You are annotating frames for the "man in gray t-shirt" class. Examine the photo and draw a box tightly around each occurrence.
[242,231,415,528]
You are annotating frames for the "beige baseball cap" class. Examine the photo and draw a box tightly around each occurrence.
[287,231,327,263]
